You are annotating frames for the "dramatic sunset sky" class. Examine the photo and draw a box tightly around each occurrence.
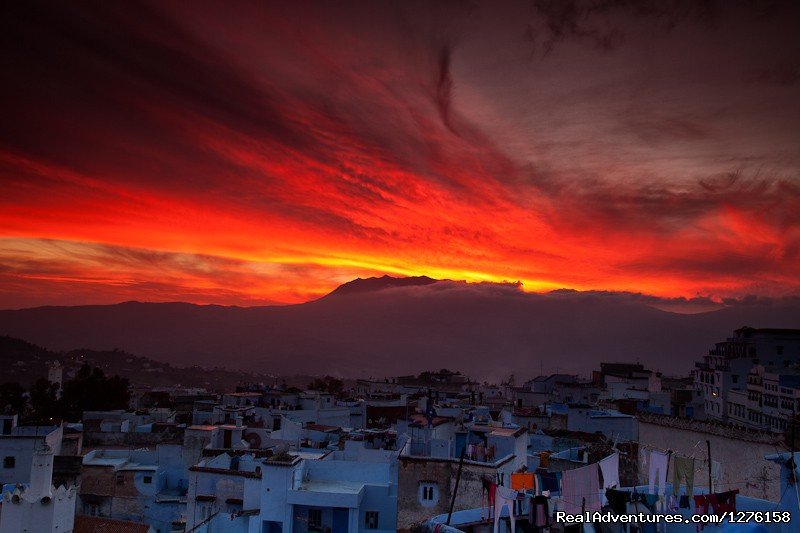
[1,0,799,308]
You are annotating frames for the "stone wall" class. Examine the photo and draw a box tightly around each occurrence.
[397,456,516,531]
[638,415,786,502]
[79,466,116,497]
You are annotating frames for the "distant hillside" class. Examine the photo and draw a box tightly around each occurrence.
[0,335,278,391]
[1,278,799,380]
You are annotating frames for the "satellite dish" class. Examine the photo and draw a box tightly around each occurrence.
[244,431,262,449]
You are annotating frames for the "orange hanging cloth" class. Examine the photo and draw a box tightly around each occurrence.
[511,472,535,491]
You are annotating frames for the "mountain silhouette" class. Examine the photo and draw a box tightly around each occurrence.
[323,274,438,297]
[1,278,798,380]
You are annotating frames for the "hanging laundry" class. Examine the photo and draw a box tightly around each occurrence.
[481,478,496,521]
[693,495,711,532]
[708,489,738,515]
[561,464,601,514]
[605,488,630,514]
[537,471,561,493]
[629,490,656,513]
[668,494,679,511]
[672,456,695,496]
[487,444,496,462]
[540,450,551,468]
[511,472,535,491]
[648,450,669,495]
[599,452,620,489]
[643,493,659,513]
[639,446,650,485]
[494,484,519,533]
[530,495,550,528]
[626,500,657,533]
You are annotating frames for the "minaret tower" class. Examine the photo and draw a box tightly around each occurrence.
[0,442,76,533]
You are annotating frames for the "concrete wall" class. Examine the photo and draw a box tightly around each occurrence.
[397,456,520,531]
[259,462,296,531]
[296,457,398,531]
[282,407,351,428]
[183,428,215,473]
[186,470,246,530]
[0,486,76,533]
[0,439,40,485]
[567,407,638,440]
[79,465,116,498]
[639,419,784,501]
[0,428,63,485]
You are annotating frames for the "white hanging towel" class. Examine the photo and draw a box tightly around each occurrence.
[648,450,669,495]
[599,452,620,489]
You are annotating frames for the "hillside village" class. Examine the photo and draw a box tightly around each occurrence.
[0,327,798,532]
[0,336,306,393]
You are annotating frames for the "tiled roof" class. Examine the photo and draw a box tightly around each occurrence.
[74,515,151,533]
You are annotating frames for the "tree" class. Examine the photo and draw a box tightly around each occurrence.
[0,382,27,415]
[23,364,131,423]
[59,364,131,421]
[307,375,344,396]
[28,378,60,421]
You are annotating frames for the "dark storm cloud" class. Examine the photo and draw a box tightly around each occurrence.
[436,45,456,131]
[522,0,796,56]
[0,1,310,149]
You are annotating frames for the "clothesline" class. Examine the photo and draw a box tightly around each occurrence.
[497,476,746,515]
[638,440,709,461]
[640,442,780,485]
[529,470,764,497]
[520,441,772,500]
[552,480,756,496]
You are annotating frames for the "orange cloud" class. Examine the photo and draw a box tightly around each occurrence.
[1,1,798,308]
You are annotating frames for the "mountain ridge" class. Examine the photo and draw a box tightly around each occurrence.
[1,277,798,380]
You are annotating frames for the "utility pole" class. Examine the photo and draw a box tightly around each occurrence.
[706,440,713,493]
[447,446,466,525]
[792,404,796,486]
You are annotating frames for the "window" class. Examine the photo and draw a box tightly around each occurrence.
[3,456,15,469]
[143,475,152,484]
[419,481,439,506]
[116,474,125,485]
[365,511,379,529]
[308,508,322,529]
